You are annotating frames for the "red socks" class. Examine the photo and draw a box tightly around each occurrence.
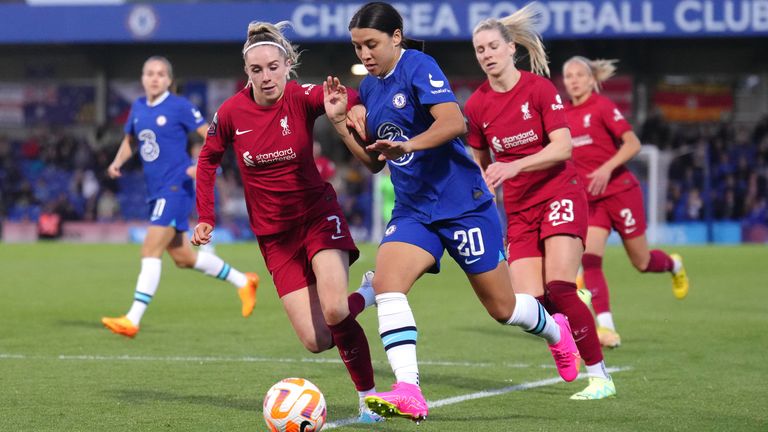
[582,253,611,314]
[348,292,365,319]
[546,280,604,366]
[327,314,375,391]
[645,249,674,273]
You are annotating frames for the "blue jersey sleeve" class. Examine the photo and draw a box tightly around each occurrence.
[178,97,206,133]
[410,53,456,107]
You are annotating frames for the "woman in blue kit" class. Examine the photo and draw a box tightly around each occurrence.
[101,56,258,338]
[323,2,580,422]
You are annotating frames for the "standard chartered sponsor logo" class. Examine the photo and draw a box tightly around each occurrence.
[572,135,594,147]
[245,147,298,166]
[495,129,539,150]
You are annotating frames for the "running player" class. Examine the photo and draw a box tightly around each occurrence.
[563,56,689,348]
[324,2,581,422]
[101,56,259,338]
[465,6,615,400]
[191,21,382,423]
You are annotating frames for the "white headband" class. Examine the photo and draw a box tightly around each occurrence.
[242,41,288,56]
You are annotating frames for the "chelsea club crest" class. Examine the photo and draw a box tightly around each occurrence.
[392,93,406,109]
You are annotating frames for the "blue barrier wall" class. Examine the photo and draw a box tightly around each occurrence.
[1,0,767,44]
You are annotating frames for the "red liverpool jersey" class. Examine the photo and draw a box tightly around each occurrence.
[197,81,358,235]
[565,92,638,201]
[466,71,579,212]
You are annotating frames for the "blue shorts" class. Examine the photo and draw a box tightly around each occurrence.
[381,201,506,274]
[147,194,192,232]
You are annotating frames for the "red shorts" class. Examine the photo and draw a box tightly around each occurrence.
[505,186,588,262]
[588,184,647,239]
[257,208,359,298]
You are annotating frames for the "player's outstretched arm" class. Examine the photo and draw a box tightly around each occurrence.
[323,76,385,173]
[107,134,135,179]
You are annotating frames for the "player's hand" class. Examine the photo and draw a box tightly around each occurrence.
[186,165,197,179]
[107,163,122,179]
[485,160,522,188]
[323,76,348,126]
[346,105,368,141]
[587,165,611,196]
[366,139,412,161]
[191,223,213,246]
[481,171,496,198]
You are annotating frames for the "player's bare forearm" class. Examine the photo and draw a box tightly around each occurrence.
[333,123,385,173]
[112,135,135,165]
[602,131,641,173]
[517,128,572,173]
[408,102,466,152]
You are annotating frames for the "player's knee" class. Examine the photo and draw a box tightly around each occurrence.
[300,335,333,354]
[631,255,650,272]
[322,306,349,326]
[172,257,195,269]
[487,305,513,324]
[582,253,602,270]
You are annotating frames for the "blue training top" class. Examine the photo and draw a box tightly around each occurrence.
[359,49,493,223]
[124,92,205,201]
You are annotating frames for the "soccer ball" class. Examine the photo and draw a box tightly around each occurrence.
[262,378,327,432]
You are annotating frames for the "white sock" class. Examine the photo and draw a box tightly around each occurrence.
[126,257,162,326]
[596,312,616,331]
[356,271,376,308]
[194,251,248,288]
[376,292,420,386]
[586,360,611,379]
[672,256,683,274]
[506,294,561,345]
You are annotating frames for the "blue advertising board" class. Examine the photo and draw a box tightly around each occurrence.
[1,0,767,43]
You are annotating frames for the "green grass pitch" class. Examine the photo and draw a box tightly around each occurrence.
[1,243,766,431]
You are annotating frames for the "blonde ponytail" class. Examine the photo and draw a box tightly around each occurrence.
[564,56,618,92]
[242,21,301,78]
[473,3,549,77]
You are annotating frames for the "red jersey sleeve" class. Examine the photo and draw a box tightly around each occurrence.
[465,96,488,150]
[535,78,570,134]
[598,96,633,139]
[196,110,230,227]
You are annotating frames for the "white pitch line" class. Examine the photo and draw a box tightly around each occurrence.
[0,353,554,369]
[324,366,631,430]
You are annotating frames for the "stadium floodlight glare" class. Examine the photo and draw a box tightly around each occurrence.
[351,64,368,76]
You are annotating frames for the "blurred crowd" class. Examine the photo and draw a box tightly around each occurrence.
[0,130,374,238]
[2,115,768,236]
[641,113,768,225]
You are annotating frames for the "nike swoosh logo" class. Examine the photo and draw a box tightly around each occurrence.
[625,227,637,234]
[331,234,346,240]
[551,220,571,226]
[235,129,252,135]
[464,257,481,265]
[483,122,489,128]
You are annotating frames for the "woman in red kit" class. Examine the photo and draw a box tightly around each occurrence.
[191,21,382,423]
[464,5,614,400]
[563,56,690,348]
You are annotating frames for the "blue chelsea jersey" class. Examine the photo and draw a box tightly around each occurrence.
[124,92,205,200]
[359,49,493,223]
